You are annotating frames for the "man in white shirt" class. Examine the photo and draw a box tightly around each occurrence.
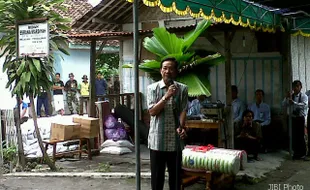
[282,80,308,161]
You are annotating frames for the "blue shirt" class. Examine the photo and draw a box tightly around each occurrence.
[187,99,201,116]
[248,102,271,126]
[95,78,107,95]
[232,98,245,122]
[15,101,28,109]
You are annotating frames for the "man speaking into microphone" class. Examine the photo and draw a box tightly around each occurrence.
[147,57,188,190]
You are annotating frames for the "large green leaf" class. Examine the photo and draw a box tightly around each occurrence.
[17,59,25,76]
[32,59,41,72]
[29,59,37,79]
[143,27,183,57]
[182,20,211,52]
[161,53,194,67]
[140,60,160,69]
[176,73,211,97]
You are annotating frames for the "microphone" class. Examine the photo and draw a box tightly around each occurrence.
[167,78,174,86]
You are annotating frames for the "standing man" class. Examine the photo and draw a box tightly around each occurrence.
[65,73,79,115]
[95,71,107,101]
[36,86,49,117]
[147,57,188,190]
[232,85,246,123]
[248,89,271,152]
[282,80,308,161]
[78,75,89,114]
[53,73,65,115]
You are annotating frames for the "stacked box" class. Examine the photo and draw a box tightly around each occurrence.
[73,116,100,138]
[72,116,82,123]
[50,122,81,141]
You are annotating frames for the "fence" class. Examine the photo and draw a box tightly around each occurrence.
[1,110,16,148]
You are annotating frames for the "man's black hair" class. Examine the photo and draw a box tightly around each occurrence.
[160,57,178,71]
[55,73,60,76]
[255,89,265,96]
[231,85,238,93]
[242,109,254,120]
[292,80,302,88]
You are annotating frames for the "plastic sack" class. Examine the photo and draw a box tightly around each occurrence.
[105,128,118,140]
[104,114,117,129]
[105,128,127,141]
[117,127,127,140]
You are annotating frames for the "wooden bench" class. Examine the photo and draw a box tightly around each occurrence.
[181,170,235,190]
[42,138,92,163]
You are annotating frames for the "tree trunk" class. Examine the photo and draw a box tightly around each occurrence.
[29,94,57,171]
[14,96,25,169]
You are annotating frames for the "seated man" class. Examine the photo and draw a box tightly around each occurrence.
[187,95,215,145]
[232,85,246,123]
[234,109,262,161]
[187,95,210,117]
[248,89,271,152]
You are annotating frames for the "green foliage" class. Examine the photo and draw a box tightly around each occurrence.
[96,53,119,80]
[0,0,70,97]
[122,20,225,97]
[3,145,17,163]
[96,162,111,172]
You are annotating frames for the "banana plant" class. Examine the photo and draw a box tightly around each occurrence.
[0,0,71,171]
[123,20,225,97]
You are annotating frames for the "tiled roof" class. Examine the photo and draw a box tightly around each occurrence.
[53,0,93,26]
[70,39,120,47]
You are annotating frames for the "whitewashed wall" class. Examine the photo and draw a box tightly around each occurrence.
[0,56,16,109]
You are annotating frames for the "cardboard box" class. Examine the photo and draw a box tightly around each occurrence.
[73,117,100,138]
[80,124,100,138]
[73,116,99,126]
[72,116,82,123]
[50,122,81,141]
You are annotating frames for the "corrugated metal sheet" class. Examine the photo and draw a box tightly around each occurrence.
[291,35,310,91]
[122,55,284,113]
[210,56,283,114]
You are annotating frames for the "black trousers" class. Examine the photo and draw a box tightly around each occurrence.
[261,125,272,150]
[150,149,181,190]
[37,97,49,116]
[235,137,260,158]
[292,117,306,158]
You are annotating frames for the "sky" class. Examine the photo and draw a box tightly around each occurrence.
[88,0,101,6]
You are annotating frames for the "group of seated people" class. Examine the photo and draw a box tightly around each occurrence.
[232,85,272,161]
[186,85,272,162]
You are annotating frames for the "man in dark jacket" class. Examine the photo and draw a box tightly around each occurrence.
[95,71,107,101]
[37,86,49,117]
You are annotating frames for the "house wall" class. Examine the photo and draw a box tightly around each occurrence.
[291,35,310,91]
[0,56,16,109]
[120,21,284,113]
[54,49,90,83]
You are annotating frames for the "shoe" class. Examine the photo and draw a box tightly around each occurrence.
[301,156,310,161]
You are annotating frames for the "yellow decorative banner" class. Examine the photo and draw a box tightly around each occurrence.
[292,30,310,37]
[125,0,283,33]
